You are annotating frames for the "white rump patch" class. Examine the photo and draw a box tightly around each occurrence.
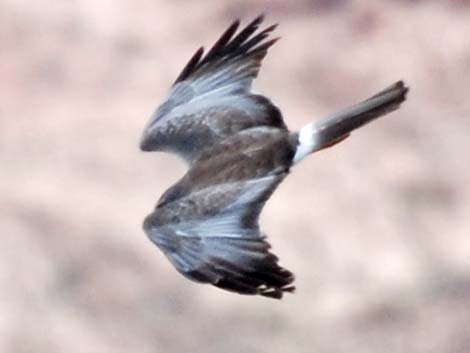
[293,122,317,164]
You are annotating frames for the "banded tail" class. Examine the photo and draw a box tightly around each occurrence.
[293,81,409,164]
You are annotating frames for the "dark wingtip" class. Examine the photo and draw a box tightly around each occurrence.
[251,13,265,27]
[173,14,278,85]
[174,46,205,84]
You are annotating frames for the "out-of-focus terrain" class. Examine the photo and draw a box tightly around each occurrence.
[1,1,470,352]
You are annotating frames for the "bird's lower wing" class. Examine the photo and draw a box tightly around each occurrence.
[144,175,295,299]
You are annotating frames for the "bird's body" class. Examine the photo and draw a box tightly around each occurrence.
[140,15,408,298]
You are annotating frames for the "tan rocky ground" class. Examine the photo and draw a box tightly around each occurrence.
[1,1,470,352]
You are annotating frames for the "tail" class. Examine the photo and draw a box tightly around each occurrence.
[292,81,409,164]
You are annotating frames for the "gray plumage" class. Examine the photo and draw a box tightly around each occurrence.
[140,15,285,162]
[140,15,408,299]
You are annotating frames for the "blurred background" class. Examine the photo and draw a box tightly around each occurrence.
[1,1,470,352]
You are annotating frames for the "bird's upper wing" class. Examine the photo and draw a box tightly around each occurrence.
[140,15,286,162]
[143,173,295,299]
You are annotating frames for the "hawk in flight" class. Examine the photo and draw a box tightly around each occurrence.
[140,15,408,299]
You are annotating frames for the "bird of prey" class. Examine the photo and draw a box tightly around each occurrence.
[140,15,408,299]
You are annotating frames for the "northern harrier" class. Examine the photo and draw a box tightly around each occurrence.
[140,15,408,299]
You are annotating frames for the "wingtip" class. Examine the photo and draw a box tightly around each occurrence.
[252,13,265,24]
[230,18,241,31]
